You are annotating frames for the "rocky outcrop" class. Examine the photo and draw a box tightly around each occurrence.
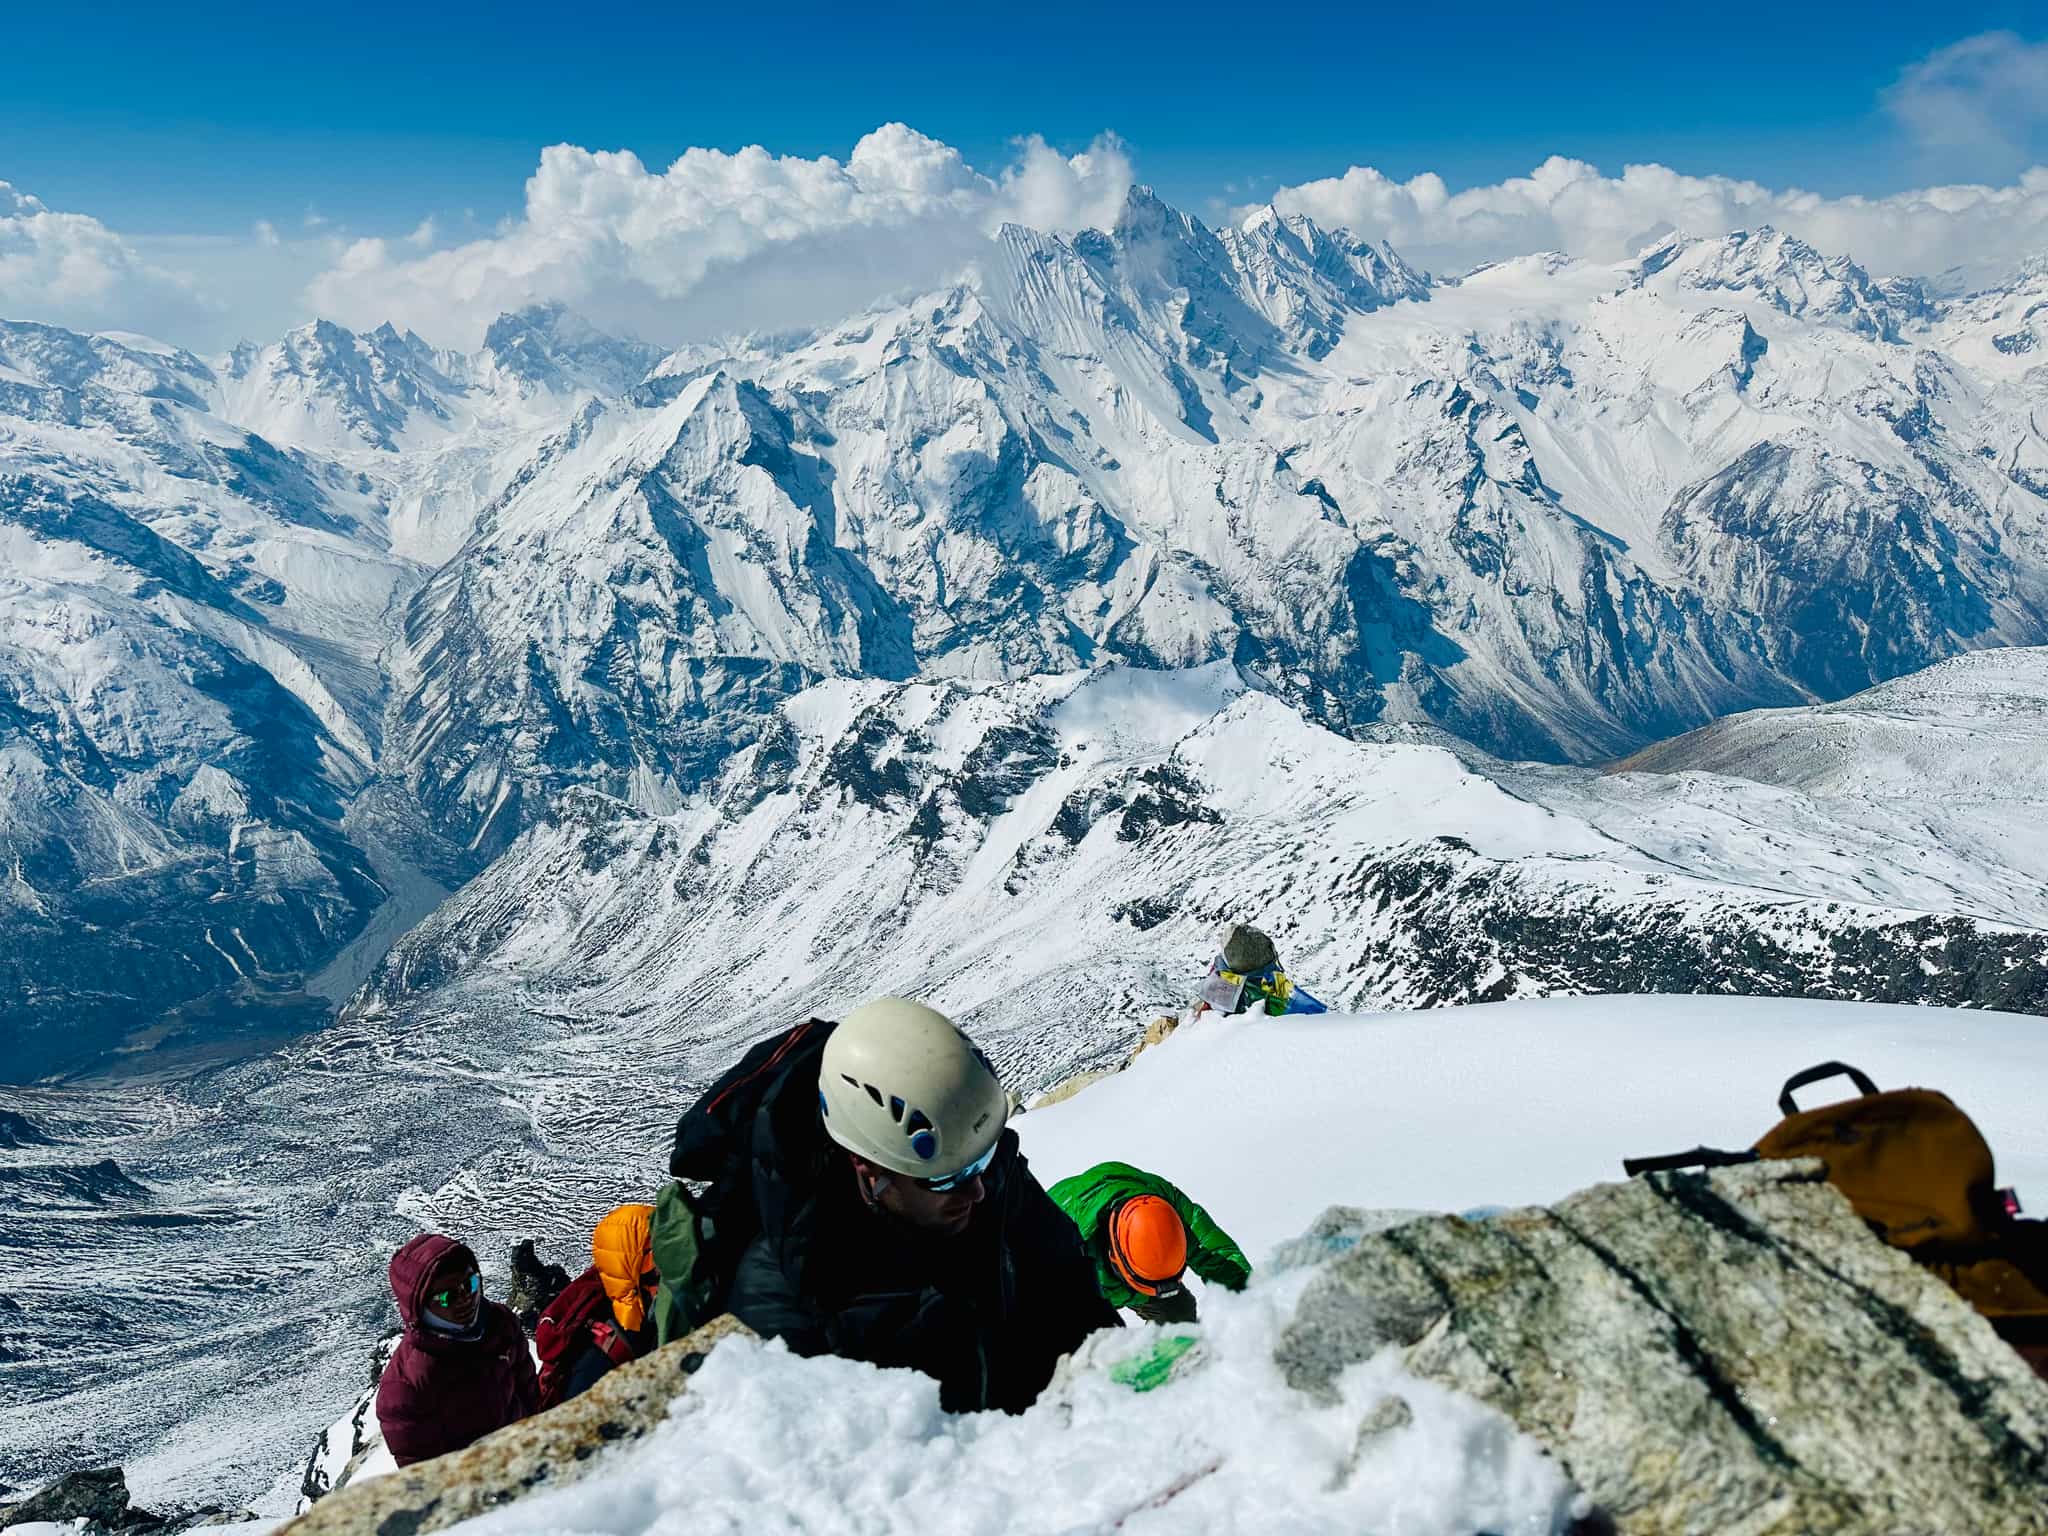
[1277,1160,2048,1535]
[1340,835,2048,1015]
[295,1337,398,1509]
[277,1316,752,1536]
[1028,1012,1182,1110]
[0,1466,130,1528]
[0,1464,250,1534]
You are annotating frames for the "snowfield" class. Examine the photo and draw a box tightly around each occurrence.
[1017,994,2048,1256]
[448,1287,1582,1536]
[415,994,2048,1536]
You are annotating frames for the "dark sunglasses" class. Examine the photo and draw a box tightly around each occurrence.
[914,1140,998,1193]
[430,1271,481,1308]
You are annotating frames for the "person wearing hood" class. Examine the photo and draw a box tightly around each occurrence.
[375,1233,538,1467]
[536,1202,661,1405]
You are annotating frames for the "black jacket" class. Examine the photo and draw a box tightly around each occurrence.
[722,1039,1118,1413]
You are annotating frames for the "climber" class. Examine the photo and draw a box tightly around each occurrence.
[375,1234,538,1467]
[534,1203,661,1407]
[1049,1160,1253,1323]
[657,997,1119,1412]
[1195,922,1327,1017]
[504,1238,572,1331]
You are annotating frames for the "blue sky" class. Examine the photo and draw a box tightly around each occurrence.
[7,0,2044,237]
[3,3,2045,350]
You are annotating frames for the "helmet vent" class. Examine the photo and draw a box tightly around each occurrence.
[888,1095,906,1123]
[862,1082,886,1109]
[905,1108,933,1136]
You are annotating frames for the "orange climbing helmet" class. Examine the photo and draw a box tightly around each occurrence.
[1107,1194,1189,1297]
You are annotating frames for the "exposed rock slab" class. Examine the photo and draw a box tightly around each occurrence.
[1277,1160,2048,1535]
[277,1316,752,1536]
[0,1465,130,1528]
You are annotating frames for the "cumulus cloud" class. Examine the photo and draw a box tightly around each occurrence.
[12,111,2048,357]
[1884,31,2048,181]
[1261,155,2048,285]
[0,181,217,339]
[304,124,1136,348]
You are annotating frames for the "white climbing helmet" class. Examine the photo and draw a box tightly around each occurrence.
[818,998,1008,1181]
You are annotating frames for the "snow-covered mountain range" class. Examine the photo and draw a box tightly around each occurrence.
[5,188,2048,1073]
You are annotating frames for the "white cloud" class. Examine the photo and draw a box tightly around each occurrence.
[302,124,1135,348]
[0,181,216,338]
[1260,155,2048,285]
[9,113,2047,358]
[1884,31,2048,180]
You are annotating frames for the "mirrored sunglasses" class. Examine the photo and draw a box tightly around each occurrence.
[915,1139,998,1193]
[429,1270,481,1308]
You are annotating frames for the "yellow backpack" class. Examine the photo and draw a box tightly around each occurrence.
[1627,1062,2048,1380]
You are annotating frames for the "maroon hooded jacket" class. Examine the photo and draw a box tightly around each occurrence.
[375,1233,539,1467]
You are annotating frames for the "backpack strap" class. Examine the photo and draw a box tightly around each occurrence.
[589,1319,637,1367]
[1778,1061,1880,1117]
[1623,1146,1762,1178]
[672,1019,829,1179]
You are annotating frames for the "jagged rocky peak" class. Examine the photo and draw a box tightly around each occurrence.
[1077,185,1269,347]
[214,315,464,450]
[1223,203,1431,357]
[0,318,214,406]
[1633,225,1914,339]
[1232,202,1430,303]
[1108,180,1211,246]
[478,302,666,398]
[268,316,454,384]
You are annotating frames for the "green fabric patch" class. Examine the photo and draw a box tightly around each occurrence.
[1109,1333,1201,1393]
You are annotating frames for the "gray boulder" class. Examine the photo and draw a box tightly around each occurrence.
[1277,1159,2048,1535]
[0,1465,130,1528]
[276,1315,751,1536]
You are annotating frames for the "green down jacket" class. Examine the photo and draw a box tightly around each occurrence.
[1047,1161,1252,1312]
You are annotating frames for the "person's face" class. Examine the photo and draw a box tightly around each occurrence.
[424,1256,482,1326]
[853,1156,987,1236]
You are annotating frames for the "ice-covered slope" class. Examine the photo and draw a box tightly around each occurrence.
[1615,643,2048,799]
[356,656,2048,1050]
